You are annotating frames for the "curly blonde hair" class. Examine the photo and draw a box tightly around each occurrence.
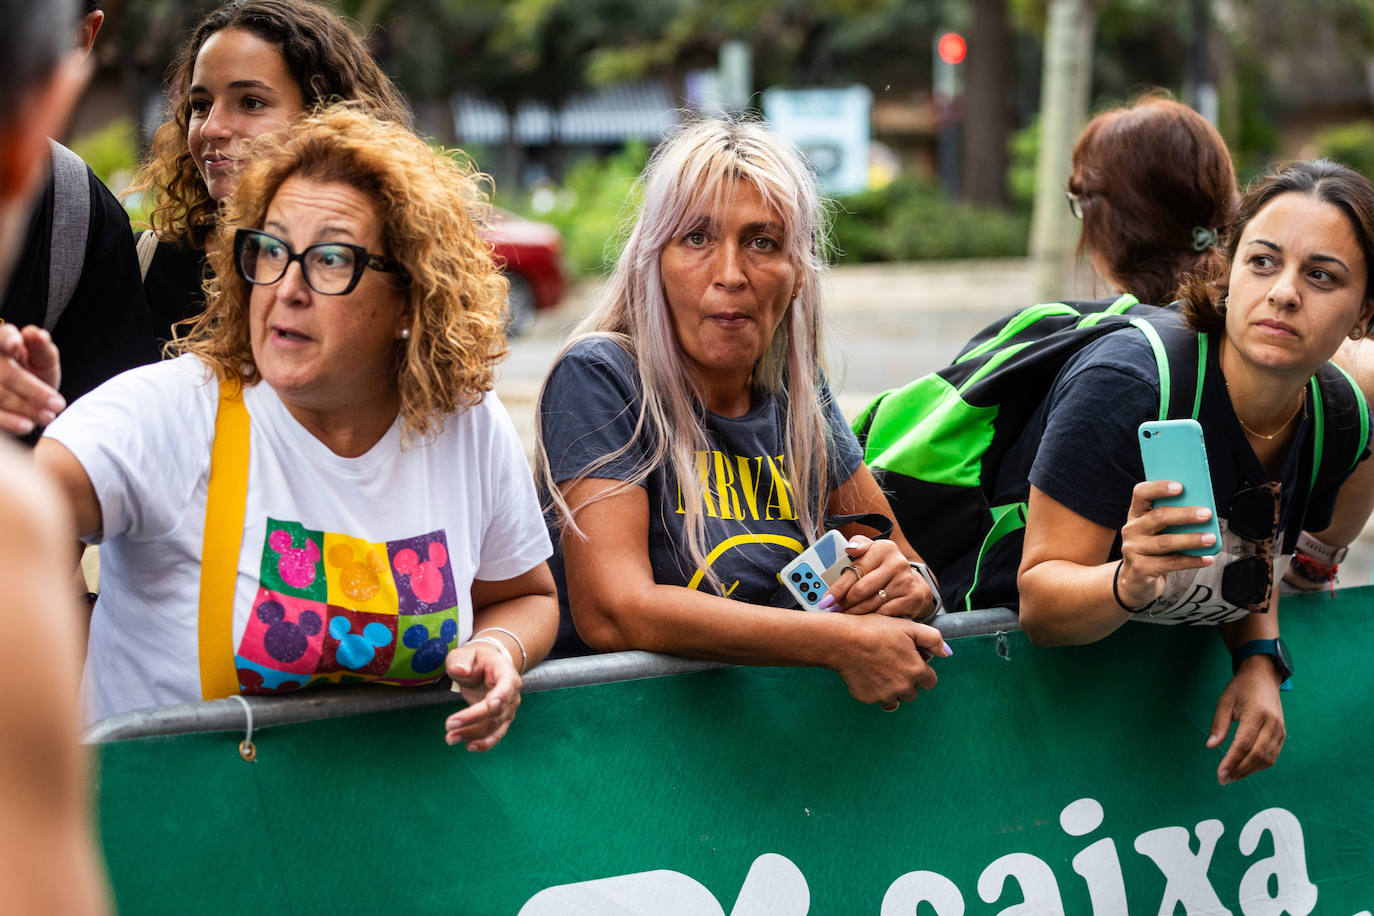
[176,104,509,441]
[128,0,410,247]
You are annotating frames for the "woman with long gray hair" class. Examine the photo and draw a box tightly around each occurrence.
[536,118,949,711]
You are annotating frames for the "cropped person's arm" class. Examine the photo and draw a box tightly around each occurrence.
[0,445,108,914]
[559,477,948,707]
[444,562,558,752]
[1018,480,1216,646]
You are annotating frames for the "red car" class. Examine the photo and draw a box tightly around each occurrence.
[483,209,567,335]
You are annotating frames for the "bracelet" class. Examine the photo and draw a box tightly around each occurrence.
[465,635,513,668]
[474,626,528,674]
[1112,560,1148,613]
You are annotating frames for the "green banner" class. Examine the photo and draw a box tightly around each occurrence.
[97,587,1374,914]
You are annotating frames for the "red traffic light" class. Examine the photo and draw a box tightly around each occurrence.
[937,32,967,66]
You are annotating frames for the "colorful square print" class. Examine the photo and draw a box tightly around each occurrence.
[323,534,399,613]
[387,530,458,615]
[319,607,397,677]
[236,587,327,675]
[237,656,313,695]
[260,519,326,601]
[382,608,461,683]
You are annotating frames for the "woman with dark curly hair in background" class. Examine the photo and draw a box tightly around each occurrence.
[129,0,411,345]
[37,106,556,750]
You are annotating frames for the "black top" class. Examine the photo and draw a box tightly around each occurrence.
[982,326,1361,623]
[1,163,157,404]
[142,234,210,347]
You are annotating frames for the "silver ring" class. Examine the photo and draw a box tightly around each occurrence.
[881,701,899,712]
[841,564,863,581]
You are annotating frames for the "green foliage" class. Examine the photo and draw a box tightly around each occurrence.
[1007,117,1040,211]
[831,178,1029,263]
[68,118,140,191]
[503,142,649,278]
[1312,121,1374,183]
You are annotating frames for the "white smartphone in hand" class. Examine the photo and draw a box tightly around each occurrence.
[778,530,850,610]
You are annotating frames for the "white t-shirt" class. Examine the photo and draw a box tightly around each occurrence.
[46,356,551,723]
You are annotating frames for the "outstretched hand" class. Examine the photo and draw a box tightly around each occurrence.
[1207,658,1285,785]
[0,323,64,435]
[445,642,522,752]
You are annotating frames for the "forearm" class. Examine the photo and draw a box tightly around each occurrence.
[1017,558,1133,646]
[573,580,875,670]
[1217,606,1279,653]
[470,567,559,674]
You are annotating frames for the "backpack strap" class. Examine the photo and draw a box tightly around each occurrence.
[1308,362,1370,491]
[136,228,159,282]
[198,379,251,701]
[1129,312,1209,421]
[45,140,89,332]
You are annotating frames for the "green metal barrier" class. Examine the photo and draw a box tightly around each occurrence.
[95,589,1373,915]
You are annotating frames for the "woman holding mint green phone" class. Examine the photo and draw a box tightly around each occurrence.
[1018,160,1374,786]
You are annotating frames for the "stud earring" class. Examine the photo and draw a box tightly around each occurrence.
[1352,327,1365,341]
[400,328,411,340]
[1218,295,1228,314]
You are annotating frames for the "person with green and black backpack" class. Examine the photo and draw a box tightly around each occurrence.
[859,94,1245,617]
[1017,161,1374,787]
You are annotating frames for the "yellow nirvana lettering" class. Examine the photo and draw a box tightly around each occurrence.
[676,451,796,521]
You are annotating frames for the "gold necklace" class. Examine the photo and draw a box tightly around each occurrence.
[1224,378,1306,440]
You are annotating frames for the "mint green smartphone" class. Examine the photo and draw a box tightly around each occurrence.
[1138,419,1221,557]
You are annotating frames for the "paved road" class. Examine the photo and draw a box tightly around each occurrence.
[497,258,1374,585]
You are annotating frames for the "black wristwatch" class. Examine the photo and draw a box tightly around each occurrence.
[1231,638,1293,687]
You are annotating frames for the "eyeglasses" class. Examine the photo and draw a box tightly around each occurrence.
[234,228,409,296]
[1221,482,1281,613]
[1065,191,1084,220]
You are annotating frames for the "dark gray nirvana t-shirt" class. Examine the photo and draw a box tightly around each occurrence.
[540,336,863,654]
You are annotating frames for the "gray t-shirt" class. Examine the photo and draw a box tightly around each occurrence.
[541,336,864,654]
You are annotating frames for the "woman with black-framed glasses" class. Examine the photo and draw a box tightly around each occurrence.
[1018,159,1374,787]
[34,106,558,751]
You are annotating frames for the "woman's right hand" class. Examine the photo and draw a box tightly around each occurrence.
[1116,479,1217,609]
[829,614,951,708]
[0,323,64,435]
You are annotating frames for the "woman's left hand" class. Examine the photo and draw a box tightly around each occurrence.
[1206,657,1285,785]
[823,535,935,620]
[443,642,522,752]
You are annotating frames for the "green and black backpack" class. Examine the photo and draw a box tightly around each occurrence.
[852,294,1370,612]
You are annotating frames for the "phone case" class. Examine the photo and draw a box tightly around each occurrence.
[1138,419,1221,556]
[778,530,851,610]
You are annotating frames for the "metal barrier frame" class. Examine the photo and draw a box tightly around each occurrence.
[82,608,1019,744]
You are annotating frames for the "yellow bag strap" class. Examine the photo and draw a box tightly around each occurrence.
[198,379,250,700]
